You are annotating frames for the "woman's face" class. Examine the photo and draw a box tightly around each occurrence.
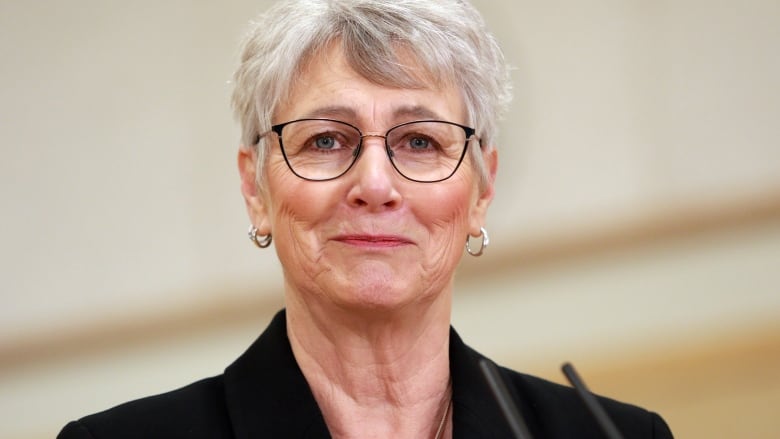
[239,45,496,312]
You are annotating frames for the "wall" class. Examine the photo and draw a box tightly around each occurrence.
[1,1,778,437]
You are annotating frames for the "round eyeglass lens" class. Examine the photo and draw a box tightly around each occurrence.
[386,121,469,182]
[279,119,361,180]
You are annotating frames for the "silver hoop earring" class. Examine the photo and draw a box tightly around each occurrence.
[248,225,272,248]
[466,227,489,257]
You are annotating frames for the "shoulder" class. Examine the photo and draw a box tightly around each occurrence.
[57,375,233,439]
[449,331,672,438]
[499,366,673,438]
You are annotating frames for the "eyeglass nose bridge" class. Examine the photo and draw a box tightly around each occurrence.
[355,132,395,159]
[359,132,389,147]
[361,133,387,140]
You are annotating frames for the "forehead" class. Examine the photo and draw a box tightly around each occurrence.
[275,43,467,127]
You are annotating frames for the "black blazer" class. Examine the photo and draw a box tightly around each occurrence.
[58,310,673,438]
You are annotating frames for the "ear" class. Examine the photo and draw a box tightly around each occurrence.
[469,147,497,237]
[238,145,271,235]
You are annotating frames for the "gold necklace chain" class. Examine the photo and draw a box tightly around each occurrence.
[433,398,452,439]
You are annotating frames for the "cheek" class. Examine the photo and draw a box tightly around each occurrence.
[265,168,336,260]
[411,177,476,258]
[266,176,340,288]
[405,179,475,296]
[266,161,330,226]
[415,175,475,232]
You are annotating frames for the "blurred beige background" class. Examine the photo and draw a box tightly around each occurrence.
[1,0,778,437]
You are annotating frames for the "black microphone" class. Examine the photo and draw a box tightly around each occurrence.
[561,362,625,439]
[479,359,534,439]
[480,359,627,439]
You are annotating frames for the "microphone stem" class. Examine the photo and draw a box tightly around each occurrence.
[479,359,534,439]
[562,362,625,439]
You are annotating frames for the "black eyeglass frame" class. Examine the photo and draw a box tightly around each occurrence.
[255,118,480,183]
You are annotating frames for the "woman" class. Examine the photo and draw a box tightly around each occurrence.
[59,1,672,438]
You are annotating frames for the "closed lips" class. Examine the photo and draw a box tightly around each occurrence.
[334,235,414,246]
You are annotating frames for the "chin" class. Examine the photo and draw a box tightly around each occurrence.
[333,272,432,313]
[338,282,413,311]
[297,259,444,314]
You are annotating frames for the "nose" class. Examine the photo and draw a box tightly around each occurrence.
[345,136,402,211]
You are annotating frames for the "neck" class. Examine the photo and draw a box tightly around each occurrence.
[285,288,453,438]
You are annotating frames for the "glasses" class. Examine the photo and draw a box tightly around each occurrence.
[260,118,478,183]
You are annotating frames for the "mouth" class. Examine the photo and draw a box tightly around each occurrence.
[333,234,414,248]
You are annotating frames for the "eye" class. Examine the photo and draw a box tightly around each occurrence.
[409,136,431,150]
[304,131,349,152]
[315,135,337,150]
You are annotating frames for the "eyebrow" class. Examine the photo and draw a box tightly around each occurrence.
[301,105,358,120]
[299,105,445,124]
[392,105,443,121]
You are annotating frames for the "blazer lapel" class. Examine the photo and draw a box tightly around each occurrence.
[449,328,541,438]
[223,310,331,438]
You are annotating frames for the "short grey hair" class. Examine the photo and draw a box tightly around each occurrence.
[232,0,512,188]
